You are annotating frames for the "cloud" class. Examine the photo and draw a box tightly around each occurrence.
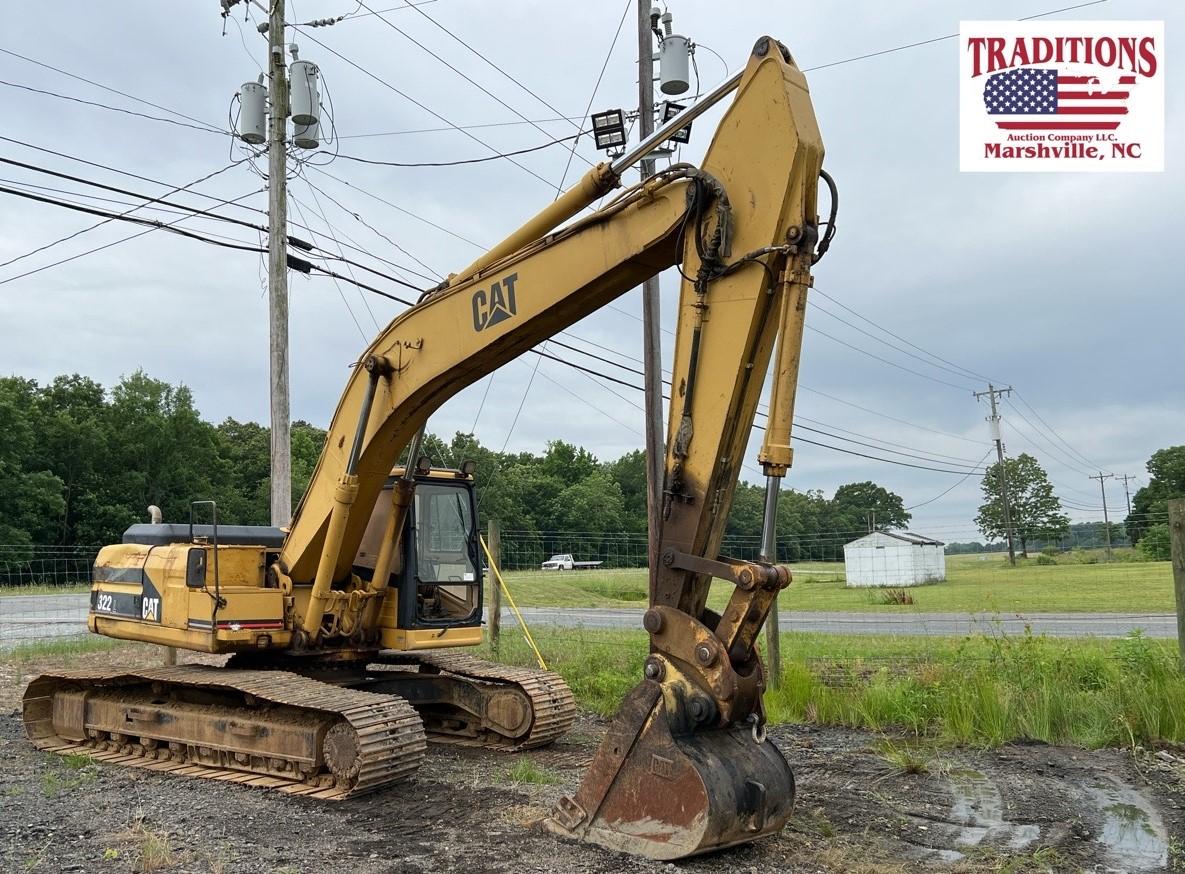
[1,0,1179,540]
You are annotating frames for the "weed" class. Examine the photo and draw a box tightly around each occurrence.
[877,588,914,605]
[788,805,836,838]
[111,815,175,873]
[9,636,120,661]
[961,845,1065,873]
[479,626,1185,750]
[877,738,933,775]
[503,758,561,785]
[40,758,96,797]
[23,840,51,872]
[1168,836,1184,872]
[102,848,120,861]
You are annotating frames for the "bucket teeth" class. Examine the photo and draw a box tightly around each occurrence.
[545,679,795,860]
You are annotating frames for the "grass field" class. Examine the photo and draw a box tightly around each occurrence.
[477,625,1185,749]
[497,551,1175,614]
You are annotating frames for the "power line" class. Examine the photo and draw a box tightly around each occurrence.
[287,195,369,340]
[805,323,976,392]
[556,0,632,194]
[299,0,440,26]
[548,336,989,470]
[798,0,1109,74]
[395,0,589,142]
[338,116,588,140]
[810,289,992,384]
[0,136,264,218]
[307,165,482,249]
[293,26,564,192]
[0,177,428,299]
[906,449,995,511]
[0,187,265,287]
[0,156,255,268]
[299,174,443,279]
[1012,390,1101,470]
[333,132,581,167]
[0,78,227,136]
[353,0,595,180]
[0,47,224,132]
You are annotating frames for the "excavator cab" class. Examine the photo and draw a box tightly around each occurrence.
[354,466,482,633]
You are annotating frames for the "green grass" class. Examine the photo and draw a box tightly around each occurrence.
[7,636,120,660]
[0,583,90,596]
[478,626,1185,750]
[498,551,1173,614]
[503,758,561,785]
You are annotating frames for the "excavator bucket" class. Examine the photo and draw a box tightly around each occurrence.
[545,680,794,860]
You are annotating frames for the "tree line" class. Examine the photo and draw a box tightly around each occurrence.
[0,372,914,563]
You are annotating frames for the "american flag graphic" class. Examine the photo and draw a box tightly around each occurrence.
[983,67,1134,131]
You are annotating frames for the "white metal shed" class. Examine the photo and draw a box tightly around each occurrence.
[842,531,946,588]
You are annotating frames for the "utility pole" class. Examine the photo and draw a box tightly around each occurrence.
[1119,473,1136,545]
[638,2,665,590]
[1168,499,1185,668]
[1090,471,1115,561]
[974,384,1015,566]
[267,0,292,528]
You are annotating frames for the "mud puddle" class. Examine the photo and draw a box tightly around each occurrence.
[1086,779,1170,871]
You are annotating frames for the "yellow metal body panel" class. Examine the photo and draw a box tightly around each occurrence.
[380,626,483,651]
[88,542,287,654]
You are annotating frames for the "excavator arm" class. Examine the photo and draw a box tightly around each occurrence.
[279,37,826,858]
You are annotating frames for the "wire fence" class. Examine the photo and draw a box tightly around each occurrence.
[0,531,1175,651]
[491,521,1167,570]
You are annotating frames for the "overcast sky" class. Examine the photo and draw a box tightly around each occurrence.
[1,1,1180,541]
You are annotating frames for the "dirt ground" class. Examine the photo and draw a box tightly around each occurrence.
[2,647,1183,873]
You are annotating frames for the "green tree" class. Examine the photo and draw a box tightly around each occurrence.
[31,374,108,544]
[975,452,1069,558]
[605,449,648,533]
[0,377,65,551]
[549,471,625,533]
[96,371,220,538]
[1126,446,1185,543]
[1137,523,1171,561]
[213,418,270,524]
[539,440,599,488]
[826,481,910,534]
[291,420,327,509]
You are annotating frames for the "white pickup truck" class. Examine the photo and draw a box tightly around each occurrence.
[540,553,604,571]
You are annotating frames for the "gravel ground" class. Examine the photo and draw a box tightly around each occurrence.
[2,647,1183,873]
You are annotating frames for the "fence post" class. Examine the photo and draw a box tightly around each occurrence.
[488,519,501,653]
[1169,500,1185,668]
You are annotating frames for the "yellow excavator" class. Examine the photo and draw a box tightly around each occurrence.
[23,36,832,860]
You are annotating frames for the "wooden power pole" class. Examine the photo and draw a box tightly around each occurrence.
[1089,471,1115,561]
[1119,473,1136,545]
[1169,500,1185,667]
[638,1,665,594]
[974,384,1016,566]
[267,0,292,527]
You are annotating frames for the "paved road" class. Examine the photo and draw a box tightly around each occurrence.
[0,592,90,647]
[508,607,1179,639]
[1,593,1176,647]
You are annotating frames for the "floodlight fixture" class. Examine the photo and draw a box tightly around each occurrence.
[591,109,627,154]
[661,101,691,145]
